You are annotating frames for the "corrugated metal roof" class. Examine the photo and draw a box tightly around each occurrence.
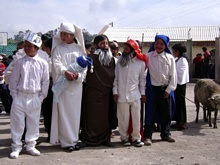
[102,26,220,42]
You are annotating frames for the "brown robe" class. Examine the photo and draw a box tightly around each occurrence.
[80,54,116,146]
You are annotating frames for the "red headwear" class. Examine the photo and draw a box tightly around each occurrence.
[125,39,148,68]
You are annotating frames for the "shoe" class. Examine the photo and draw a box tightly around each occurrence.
[178,123,188,130]
[122,140,131,146]
[161,136,175,143]
[64,146,74,152]
[144,138,152,146]
[10,150,21,159]
[36,139,41,145]
[74,144,80,151]
[22,140,26,147]
[103,140,114,147]
[27,148,40,156]
[133,139,144,147]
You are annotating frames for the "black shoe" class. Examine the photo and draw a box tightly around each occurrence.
[161,136,175,143]
[36,139,41,145]
[64,146,74,152]
[74,144,80,151]
[103,140,114,147]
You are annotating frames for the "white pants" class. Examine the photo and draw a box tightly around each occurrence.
[117,99,141,141]
[10,92,41,151]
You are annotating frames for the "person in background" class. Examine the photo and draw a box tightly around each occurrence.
[9,31,49,159]
[50,23,86,152]
[41,38,53,142]
[80,34,116,147]
[193,53,203,78]
[202,47,211,78]
[0,53,12,114]
[110,40,121,58]
[171,43,189,130]
[85,42,94,55]
[113,39,147,147]
[144,34,177,146]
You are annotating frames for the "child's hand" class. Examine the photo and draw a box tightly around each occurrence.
[141,95,146,103]
[113,94,118,103]
[163,91,169,99]
[65,71,75,81]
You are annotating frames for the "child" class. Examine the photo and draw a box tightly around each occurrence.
[144,34,177,146]
[113,39,147,147]
[9,31,49,159]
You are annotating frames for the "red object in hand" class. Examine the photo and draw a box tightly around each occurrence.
[0,62,6,75]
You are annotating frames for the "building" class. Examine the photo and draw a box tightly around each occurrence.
[101,25,220,60]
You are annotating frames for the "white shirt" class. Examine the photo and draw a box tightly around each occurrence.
[147,51,177,94]
[9,54,49,102]
[175,57,189,85]
[113,56,146,102]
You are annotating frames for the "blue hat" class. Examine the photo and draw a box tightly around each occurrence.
[148,34,171,54]
[76,55,94,72]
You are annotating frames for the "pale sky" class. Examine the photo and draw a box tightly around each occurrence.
[1,0,220,37]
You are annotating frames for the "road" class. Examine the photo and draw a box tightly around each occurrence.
[1,83,220,165]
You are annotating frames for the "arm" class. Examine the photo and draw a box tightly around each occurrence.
[9,60,21,99]
[39,62,50,102]
[165,56,177,94]
[113,62,119,102]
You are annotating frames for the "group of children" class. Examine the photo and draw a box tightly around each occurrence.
[5,23,185,159]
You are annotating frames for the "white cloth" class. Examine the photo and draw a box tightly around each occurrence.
[175,57,189,85]
[146,51,177,94]
[117,99,141,141]
[52,23,86,54]
[50,42,86,148]
[9,55,49,102]
[10,93,41,151]
[52,61,87,102]
[113,56,146,102]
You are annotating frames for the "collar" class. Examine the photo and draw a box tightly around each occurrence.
[25,54,40,61]
[153,50,166,57]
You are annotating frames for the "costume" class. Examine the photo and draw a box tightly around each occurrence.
[50,23,86,149]
[80,52,116,146]
[9,31,49,158]
[113,39,147,144]
[144,35,177,141]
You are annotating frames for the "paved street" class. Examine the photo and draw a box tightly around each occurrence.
[1,83,220,165]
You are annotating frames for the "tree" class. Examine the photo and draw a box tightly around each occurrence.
[82,29,96,43]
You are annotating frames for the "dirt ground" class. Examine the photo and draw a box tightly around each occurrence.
[1,83,220,165]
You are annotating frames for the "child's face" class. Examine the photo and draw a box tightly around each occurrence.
[97,39,109,49]
[60,32,74,44]
[154,39,166,54]
[24,41,38,57]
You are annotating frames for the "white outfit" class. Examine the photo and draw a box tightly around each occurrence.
[113,57,146,141]
[50,43,86,148]
[9,54,49,152]
[175,57,189,85]
[147,51,177,94]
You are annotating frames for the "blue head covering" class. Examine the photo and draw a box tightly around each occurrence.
[76,55,94,73]
[148,34,171,54]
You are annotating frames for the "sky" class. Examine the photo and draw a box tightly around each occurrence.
[1,0,220,38]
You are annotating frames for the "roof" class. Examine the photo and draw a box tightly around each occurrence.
[101,26,220,42]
